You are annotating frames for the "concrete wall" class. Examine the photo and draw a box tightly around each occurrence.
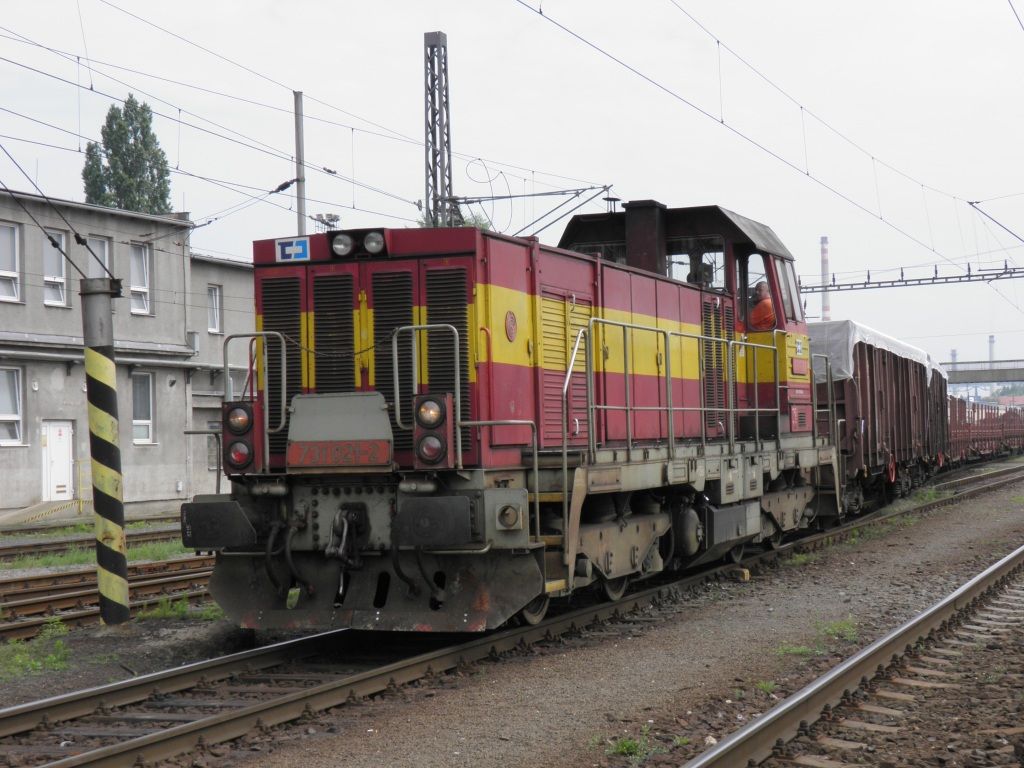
[0,191,253,512]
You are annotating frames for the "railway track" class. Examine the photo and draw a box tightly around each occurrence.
[1,464,1023,767]
[0,516,178,539]
[0,525,181,563]
[684,540,1024,767]
[0,557,213,641]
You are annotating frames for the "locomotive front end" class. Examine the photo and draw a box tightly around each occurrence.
[181,226,545,632]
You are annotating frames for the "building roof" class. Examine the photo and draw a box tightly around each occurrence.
[190,251,252,269]
[0,188,192,228]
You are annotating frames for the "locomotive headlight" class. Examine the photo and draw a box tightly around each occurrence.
[416,434,446,464]
[226,406,252,434]
[226,441,252,468]
[363,231,385,254]
[416,398,445,428]
[331,233,354,256]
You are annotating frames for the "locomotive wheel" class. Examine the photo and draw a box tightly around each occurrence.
[518,594,550,626]
[764,530,784,551]
[601,576,629,602]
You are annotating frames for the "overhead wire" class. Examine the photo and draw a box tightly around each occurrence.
[511,0,1024,315]
[37,9,599,191]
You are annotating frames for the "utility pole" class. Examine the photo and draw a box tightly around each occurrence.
[424,31,458,226]
[294,91,306,236]
[81,277,130,625]
[820,236,831,321]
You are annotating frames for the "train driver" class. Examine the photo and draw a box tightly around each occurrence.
[749,281,776,330]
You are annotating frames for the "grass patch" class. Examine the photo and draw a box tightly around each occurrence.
[755,680,777,694]
[818,616,859,643]
[0,618,69,680]
[607,725,662,763]
[784,552,818,567]
[672,735,691,747]
[136,597,224,622]
[1011,495,1024,505]
[1,539,190,572]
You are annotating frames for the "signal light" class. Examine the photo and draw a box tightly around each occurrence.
[416,434,446,464]
[416,398,445,428]
[226,405,252,434]
[413,393,454,469]
[227,441,252,468]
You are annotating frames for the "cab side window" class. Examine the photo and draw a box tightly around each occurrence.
[776,258,803,322]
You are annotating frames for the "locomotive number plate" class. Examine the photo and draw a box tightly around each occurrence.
[287,439,392,468]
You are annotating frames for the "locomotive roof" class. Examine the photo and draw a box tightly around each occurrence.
[558,203,794,260]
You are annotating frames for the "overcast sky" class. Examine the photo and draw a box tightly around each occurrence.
[2,1,1022,363]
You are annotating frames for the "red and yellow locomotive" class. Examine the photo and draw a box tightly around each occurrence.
[182,201,846,631]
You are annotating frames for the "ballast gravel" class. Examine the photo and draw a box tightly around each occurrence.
[224,480,1024,768]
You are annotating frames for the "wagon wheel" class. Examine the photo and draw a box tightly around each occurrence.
[600,576,630,602]
[518,594,550,626]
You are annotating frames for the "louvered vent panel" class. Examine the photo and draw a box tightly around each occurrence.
[313,274,355,393]
[541,292,567,442]
[260,278,302,456]
[372,272,414,450]
[701,299,727,437]
[425,268,471,450]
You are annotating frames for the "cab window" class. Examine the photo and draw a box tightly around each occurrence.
[776,258,803,322]
[668,236,726,291]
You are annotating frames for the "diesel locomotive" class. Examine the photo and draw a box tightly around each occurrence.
[181,200,1011,632]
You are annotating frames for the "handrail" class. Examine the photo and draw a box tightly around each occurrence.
[223,331,287,470]
[584,317,780,457]
[562,328,589,531]
[462,419,540,540]
[391,324,462,468]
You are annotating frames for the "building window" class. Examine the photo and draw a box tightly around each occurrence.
[0,222,18,302]
[129,243,151,314]
[207,284,223,333]
[86,236,111,279]
[132,372,154,443]
[43,229,67,306]
[206,420,221,470]
[0,367,23,445]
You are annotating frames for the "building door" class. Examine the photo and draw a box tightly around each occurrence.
[42,420,74,502]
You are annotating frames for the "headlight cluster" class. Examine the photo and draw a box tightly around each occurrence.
[331,231,385,256]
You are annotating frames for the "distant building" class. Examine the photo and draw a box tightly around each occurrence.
[0,189,253,515]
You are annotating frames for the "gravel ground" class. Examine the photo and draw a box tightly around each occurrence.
[228,482,1024,768]
[3,482,1023,768]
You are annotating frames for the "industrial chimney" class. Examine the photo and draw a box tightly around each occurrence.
[950,349,957,371]
[989,335,995,369]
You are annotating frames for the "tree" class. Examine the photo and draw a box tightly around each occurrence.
[82,94,172,215]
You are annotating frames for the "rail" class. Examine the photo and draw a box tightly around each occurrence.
[222,331,287,469]
[391,324,463,467]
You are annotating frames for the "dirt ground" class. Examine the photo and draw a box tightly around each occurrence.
[4,482,1024,768]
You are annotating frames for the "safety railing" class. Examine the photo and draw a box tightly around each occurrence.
[560,318,781,529]
[811,352,837,445]
[576,317,780,457]
[223,331,288,469]
[392,324,542,539]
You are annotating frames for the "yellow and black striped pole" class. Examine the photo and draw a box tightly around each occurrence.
[82,277,130,624]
